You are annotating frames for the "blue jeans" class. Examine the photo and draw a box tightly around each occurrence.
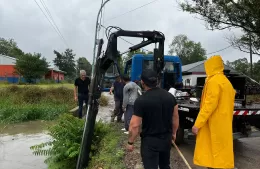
[78,94,88,118]
[125,105,134,131]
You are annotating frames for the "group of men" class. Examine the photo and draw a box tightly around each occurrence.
[109,74,141,134]
[74,55,236,169]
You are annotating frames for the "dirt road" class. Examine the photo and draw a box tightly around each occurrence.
[124,135,260,169]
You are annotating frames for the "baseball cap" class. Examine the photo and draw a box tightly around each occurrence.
[141,69,157,87]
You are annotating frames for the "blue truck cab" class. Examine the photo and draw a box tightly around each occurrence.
[124,54,183,90]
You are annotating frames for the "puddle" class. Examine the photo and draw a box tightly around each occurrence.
[0,93,115,169]
[0,121,53,169]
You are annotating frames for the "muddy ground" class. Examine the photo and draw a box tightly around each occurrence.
[123,133,260,169]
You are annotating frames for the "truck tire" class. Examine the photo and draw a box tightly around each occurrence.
[175,127,184,145]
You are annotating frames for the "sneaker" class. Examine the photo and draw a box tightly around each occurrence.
[124,131,129,134]
[121,128,126,131]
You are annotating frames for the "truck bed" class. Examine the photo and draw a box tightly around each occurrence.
[178,100,260,116]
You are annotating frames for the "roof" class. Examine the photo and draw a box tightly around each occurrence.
[182,60,238,74]
[182,61,205,72]
[0,54,17,61]
[48,66,66,73]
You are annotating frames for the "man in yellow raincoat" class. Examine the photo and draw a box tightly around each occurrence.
[192,55,236,169]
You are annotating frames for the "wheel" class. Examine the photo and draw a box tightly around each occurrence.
[175,127,184,145]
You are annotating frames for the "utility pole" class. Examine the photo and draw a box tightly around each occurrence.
[91,0,111,79]
[249,33,253,77]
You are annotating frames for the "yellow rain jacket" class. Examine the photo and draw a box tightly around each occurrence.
[193,55,236,168]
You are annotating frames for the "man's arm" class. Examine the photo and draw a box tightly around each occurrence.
[172,104,179,138]
[194,80,220,129]
[74,79,78,100]
[122,85,129,108]
[128,115,142,143]
[128,99,143,144]
[109,83,114,94]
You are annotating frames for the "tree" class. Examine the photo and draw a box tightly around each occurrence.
[252,61,260,82]
[226,58,249,75]
[179,0,260,55]
[76,57,92,76]
[0,38,24,58]
[15,53,49,83]
[168,34,207,65]
[53,48,76,79]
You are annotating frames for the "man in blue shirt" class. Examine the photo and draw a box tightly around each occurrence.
[109,74,125,122]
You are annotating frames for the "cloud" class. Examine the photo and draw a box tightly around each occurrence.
[0,0,258,67]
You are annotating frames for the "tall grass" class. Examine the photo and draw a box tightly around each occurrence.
[0,85,76,123]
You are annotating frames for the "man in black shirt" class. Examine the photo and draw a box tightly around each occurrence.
[74,70,91,118]
[126,69,179,169]
[109,74,125,122]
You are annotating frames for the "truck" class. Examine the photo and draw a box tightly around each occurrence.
[123,54,260,144]
[77,26,260,168]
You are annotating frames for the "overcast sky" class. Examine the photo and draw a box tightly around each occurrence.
[0,0,259,67]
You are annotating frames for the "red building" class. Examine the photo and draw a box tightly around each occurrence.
[0,54,66,83]
[45,66,66,82]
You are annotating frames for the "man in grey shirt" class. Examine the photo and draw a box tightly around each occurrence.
[121,75,141,134]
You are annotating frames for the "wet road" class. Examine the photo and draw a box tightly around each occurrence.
[172,133,260,169]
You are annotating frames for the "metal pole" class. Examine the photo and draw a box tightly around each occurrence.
[91,0,111,79]
[249,33,253,77]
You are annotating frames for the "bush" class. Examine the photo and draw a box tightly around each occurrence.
[0,85,76,123]
[99,94,109,107]
[30,114,111,169]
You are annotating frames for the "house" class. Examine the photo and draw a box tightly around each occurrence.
[0,54,65,83]
[182,60,238,87]
[45,66,66,82]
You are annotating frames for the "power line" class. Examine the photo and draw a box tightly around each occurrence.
[104,0,160,22]
[39,0,68,47]
[33,0,69,48]
[206,45,232,55]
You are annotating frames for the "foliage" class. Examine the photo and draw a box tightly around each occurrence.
[30,114,123,169]
[226,58,260,82]
[0,38,24,58]
[14,53,49,83]
[168,34,207,65]
[99,94,109,107]
[179,0,260,55]
[88,123,126,169]
[53,49,76,79]
[226,58,249,74]
[76,57,92,76]
[0,85,76,123]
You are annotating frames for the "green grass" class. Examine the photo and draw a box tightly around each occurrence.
[88,123,126,169]
[0,85,76,124]
[0,83,74,89]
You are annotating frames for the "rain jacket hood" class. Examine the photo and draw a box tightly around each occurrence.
[205,55,224,77]
[193,55,235,168]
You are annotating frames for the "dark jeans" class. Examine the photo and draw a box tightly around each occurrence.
[78,93,88,119]
[111,99,124,122]
[141,135,172,169]
[124,105,134,131]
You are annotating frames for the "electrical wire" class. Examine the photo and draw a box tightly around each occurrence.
[39,0,68,47]
[33,0,69,48]
[104,0,160,22]
[206,45,232,56]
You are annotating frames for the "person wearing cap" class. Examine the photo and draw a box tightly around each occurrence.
[121,74,141,134]
[126,69,179,169]
[192,55,235,169]
[109,74,125,123]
